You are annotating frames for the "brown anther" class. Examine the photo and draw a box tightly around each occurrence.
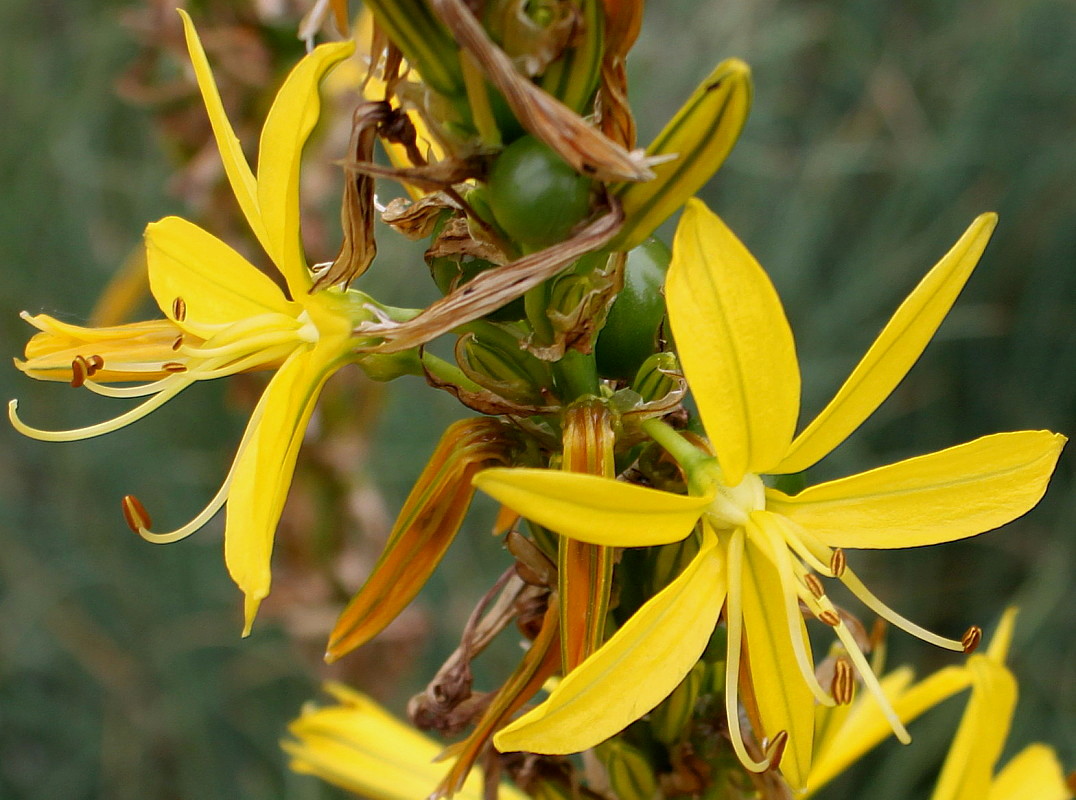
[818,609,841,627]
[961,625,983,654]
[121,495,152,532]
[70,356,89,388]
[831,655,856,705]
[764,730,789,769]
[829,548,847,577]
[172,296,187,322]
[803,572,825,599]
[86,355,104,375]
[162,362,187,373]
[171,335,183,351]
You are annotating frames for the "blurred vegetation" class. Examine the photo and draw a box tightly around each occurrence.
[0,1,1071,799]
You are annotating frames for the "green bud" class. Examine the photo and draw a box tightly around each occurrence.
[539,0,603,113]
[596,740,659,800]
[631,352,681,403]
[612,58,752,251]
[651,661,706,745]
[456,324,553,405]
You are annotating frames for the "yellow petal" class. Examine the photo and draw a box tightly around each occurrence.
[667,199,800,484]
[284,683,525,800]
[493,531,726,754]
[932,658,1017,800]
[178,11,268,253]
[768,431,1065,549]
[145,217,296,331]
[988,744,1072,800]
[776,214,998,474]
[225,346,345,634]
[807,665,973,795]
[255,37,354,293]
[473,468,711,546]
[739,531,815,790]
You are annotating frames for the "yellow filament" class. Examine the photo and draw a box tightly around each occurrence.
[133,393,268,544]
[752,516,835,706]
[839,566,965,652]
[82,375,185,399]
[183,326,300,360]
[9,378,193,442]
[830,616,911,744]
[773,515,835,576]
[724,527,774,773]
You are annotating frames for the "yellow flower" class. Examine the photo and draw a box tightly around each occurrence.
[9,12,375,634]
[283,683,528,800]
[474,199,1064,789]
[807,610,1072,800]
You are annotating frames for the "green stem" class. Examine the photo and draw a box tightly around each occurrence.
[641,417,708,473]
[553,349,599,401]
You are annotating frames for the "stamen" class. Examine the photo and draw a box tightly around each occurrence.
[723,528,772,774]
[961,625,982,654]
[172,296,187,322]
[9,379,190,442]
[162,362,187,373]
[86,355,104,375]
[70,356,89,388]
[771,515,835,576]
[129,380,271,545]
[803,572,825,599]
[818,610,841,627]
[829,548,846,577]
[172,335,184,351]
[839,566,966,652]
[763,730,788,770]
[82,374,186,399]
[121,495,153,532]
[830,656,855,705]
[831,620,910,743]
[753,515,835,706]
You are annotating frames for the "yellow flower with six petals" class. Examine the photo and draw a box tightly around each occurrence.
[9,12,386,634]
[475,199,1064,790]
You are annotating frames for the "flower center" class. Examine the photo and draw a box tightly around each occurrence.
[705,469,766,528]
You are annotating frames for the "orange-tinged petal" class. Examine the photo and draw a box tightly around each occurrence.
[768,431,1065,549]
[473,468,711,546]
[325,418,513,661]
[667,199,800,484]
[988,744,1072,800]
[739,530,815,790]
[225,346,345,634]
[145,217,296,332]
[255,37,354,293]
[932,657,1016,800]
[493,530,725,754]
[776,214,998,474]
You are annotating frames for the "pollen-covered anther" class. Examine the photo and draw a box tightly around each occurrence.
[803,572,825,599]
[831,655,856,705]
[961,625,983,654]
[70,356,89,388]
[763,730,789,770]
[86,355,104,375]
[829,547,847,577]
[818,609,841,627]
[172,296,187,322]
[121,494,153,533]
[171,335,184,351]
[162,362,187,373]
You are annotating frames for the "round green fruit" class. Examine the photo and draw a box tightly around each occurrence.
[488,135,593,248]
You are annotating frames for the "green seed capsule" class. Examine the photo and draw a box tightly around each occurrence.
[596,237,671,379]
[596,740,659,800]
[651,662,706,745]
[488,135,594,247]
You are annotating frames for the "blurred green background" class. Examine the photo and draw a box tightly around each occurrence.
[0,1,1072,798]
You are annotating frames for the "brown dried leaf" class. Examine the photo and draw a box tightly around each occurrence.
[427,216,508,265]
[357,202,624,352]
[427,0,653,182]
[381,193,459,240]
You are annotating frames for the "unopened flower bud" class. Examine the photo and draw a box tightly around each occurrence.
[596,739,658,800]
[651,662,706,744]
